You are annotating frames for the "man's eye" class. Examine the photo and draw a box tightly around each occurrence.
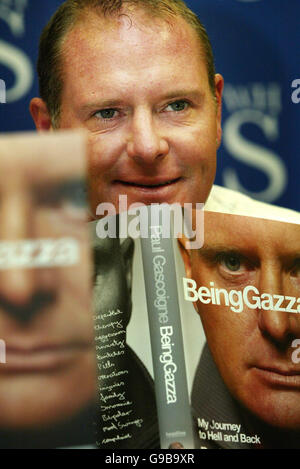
[95,109,118,119]
[165,100,189,112]
[215,252,246,274]
[209,251,256,284]
[62,181,87,208]
[221,254,241,272]
[37,180,87,208]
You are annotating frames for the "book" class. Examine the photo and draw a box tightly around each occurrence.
[139,205,195,449]
[2,132,298,449]
[95,206,300,449]
[179,210,300,448]
[0,131,97,449]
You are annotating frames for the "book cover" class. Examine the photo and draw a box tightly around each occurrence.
[0,131,97,449]
[95,207,300,449]
[179,210,300,449]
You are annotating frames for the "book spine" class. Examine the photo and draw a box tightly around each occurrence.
[140,206,195,449]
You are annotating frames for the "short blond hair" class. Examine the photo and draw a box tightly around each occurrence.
[37,0,216,126]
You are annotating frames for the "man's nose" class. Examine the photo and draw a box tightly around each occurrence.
[0,185,36,308]
[126,109,169,165]
[257,266,300,343]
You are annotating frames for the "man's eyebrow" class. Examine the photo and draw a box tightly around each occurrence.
[33,178,86,198]
[198,245,300,265]
[281,253,300,266]
[201,244,244,252]
[161,89,205,102]
[197,245,253,260]
[79,99,126,114]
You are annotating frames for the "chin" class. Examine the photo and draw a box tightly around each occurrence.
[241,392,300,431]
[0,397,93,430]
[0,375,95,430]
[0,397,83,430]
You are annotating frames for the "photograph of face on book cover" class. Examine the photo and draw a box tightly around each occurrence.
[1,0,300,450]
[0,133,97,449]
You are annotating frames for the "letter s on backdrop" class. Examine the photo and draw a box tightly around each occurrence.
[0,39,33,103]
[222,109,287,203]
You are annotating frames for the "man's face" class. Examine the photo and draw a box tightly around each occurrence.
[0,134,96,429]
[182,212,300,430]
[42,11,223,213]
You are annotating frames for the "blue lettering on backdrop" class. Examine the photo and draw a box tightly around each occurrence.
[187,0,299,210]
[291,80,300,105]
[0,77,5,103]
[0,39,33,102]
[0,0,299,210]
[222,83,287,203]
[0,0,33,112]
[0,0,62,130]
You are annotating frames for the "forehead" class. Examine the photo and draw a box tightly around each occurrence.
[60,10,208,100]
[63,9,203,60]
[199,212,300,259]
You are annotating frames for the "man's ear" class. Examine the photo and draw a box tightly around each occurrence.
[178,237,192,279]
[29,97,53,131]
[214,73,224,148]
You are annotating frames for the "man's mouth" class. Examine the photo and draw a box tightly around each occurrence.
[110,177,185,204]
[253,366,300,388]
[2,343,91,373]
[114,177,182,189]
